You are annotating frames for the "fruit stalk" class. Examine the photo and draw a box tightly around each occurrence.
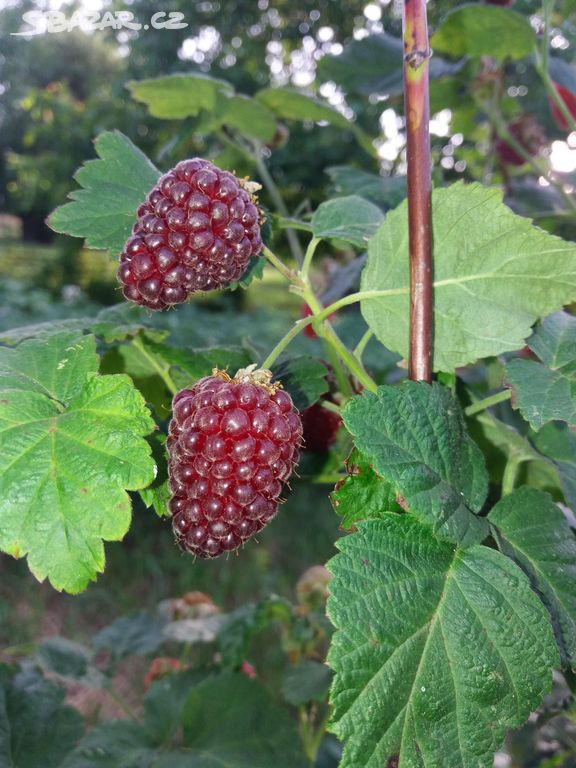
[403,0,433,382]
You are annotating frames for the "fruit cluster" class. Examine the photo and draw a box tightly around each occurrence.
[167,367,302,558]
[117,159,262,309]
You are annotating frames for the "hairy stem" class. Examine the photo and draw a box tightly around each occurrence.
[262,245,305,287]
[403,0,433,382]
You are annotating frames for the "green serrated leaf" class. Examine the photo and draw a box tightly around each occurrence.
[92,612,165,663]
[256,87,350,127]
[0,666,84,768]
[0,332,155,593]
[326,166,406,210]
[143,669,209,745]
[506,312,576,430]
[217,94,278,142]
[331,449,402,529]
[127,73,234,119]
[318,32,461,97]
[0,305,148,346]
[311,195,383,248]
[139,480,170,519]
[431,4,536,61]
[342,382,489,545]
[361,183,576,371]
[489,486,576,668]
[532,422,576,510]
[61,720,154,768]
[181,673,308,767]
[328,515,558,768]
[48,131,159,257]
[228,255,266,291]
[271,356,329,411]
[281,660,333,705]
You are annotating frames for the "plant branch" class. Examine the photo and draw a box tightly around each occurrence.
[262,245,305,288]
[464,389,512,416]
[301,237,321,281]
[403,0,433,382]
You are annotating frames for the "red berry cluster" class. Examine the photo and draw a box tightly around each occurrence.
[167,367,302,558]
[117,159,262,310]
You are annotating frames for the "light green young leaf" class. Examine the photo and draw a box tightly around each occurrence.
[506,312,576,430]
[255,88,375,155]
[361,183,576,371]
[0,666,84,768]
[326,166,406,210]
[127,73,234,119]
[431,5,536,61]
[0,333,155,593]
[342,382,489,545]
[532,421,576,510]
[216,94,277,142]
[328,515,558,768]
[48,131,159,257]
[181,673,308,767]
[489,486,576,668]
[311,195,384,248]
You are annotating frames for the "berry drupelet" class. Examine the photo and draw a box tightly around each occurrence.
[167,366,302,558]
[118,159,263,310]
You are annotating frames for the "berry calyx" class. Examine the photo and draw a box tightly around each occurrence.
[118,159,263,310]
[301,399,342,453]
[167,365,302,558]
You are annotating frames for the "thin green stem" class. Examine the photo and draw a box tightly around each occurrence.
[261,320,309,369]
[304,287,377,394]
[464,389,512,416]
[353,328,374,361]
[132,337,178,396]
[253,149,305,265]
[502,455,521,496]
[300,237,321,281]
[262,245,305,287]
[319,399,342,415]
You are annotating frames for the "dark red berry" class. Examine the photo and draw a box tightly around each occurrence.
[549,82,576,132]
[118,160,263,309]
[301,399,341,453]
[495,115,546,167]
[167,366,302,558]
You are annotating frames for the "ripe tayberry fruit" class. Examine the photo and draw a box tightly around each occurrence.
[167,366,302,558]
[549,82,576,132]
[118,159,263,310]
[301,399,341,453]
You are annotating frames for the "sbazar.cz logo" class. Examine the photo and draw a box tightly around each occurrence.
[12,10,188,35]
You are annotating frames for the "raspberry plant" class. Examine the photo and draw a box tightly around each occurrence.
[3,1,576,766]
